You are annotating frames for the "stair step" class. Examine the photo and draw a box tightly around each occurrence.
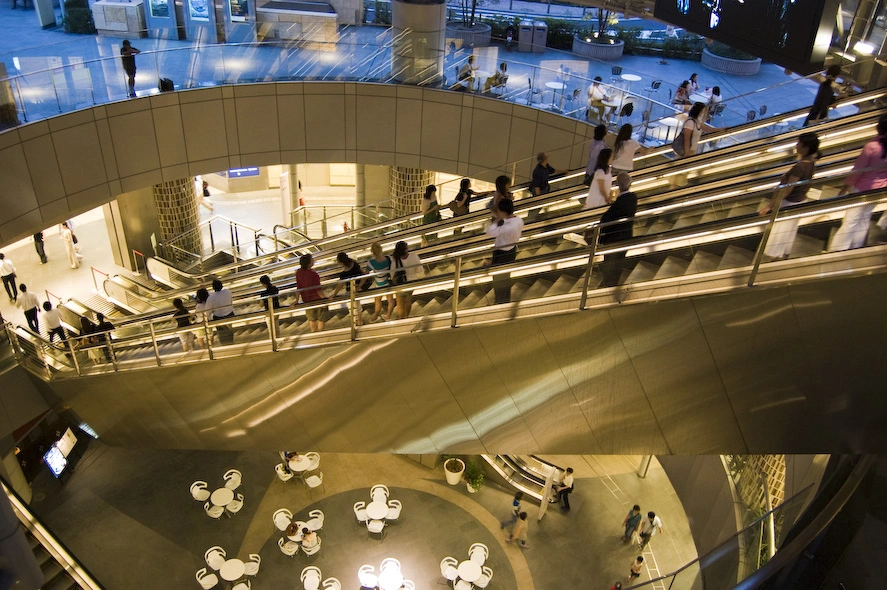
[790,233,824,258]
[547,275,577,296]
[718,245,755,269]
[654,257,691,280]
[686,250,722,274]
[671,213,705,230]
[643,219,672,236]
[625,260,659,284]
[520,279,553,301]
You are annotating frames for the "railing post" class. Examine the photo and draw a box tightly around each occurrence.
[579,226,601,310]
[203,316,214,360]
[349,281,358,342]
[322,207,328,238]
[268,303,278,352]
[451,256,462,328]
[106,338,119,372]
[148,323,162,367]
[229,222,237,262]
[67,335,81,376]
[351,207,356,231]
[209,222,215,252]
[39,340,52,378]
[254,230,260,258]
[761,470,776,560]
[747,195,785,287]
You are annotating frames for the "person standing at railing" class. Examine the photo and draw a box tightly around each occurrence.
[596,172,638,288]
[583,124,609,186]
[829,114,887,252]
[120,40,141,98]
[16,284,40,333]
[295,253,328,332]
[365,242,394,323]
[485,199,524,305]
[207,279,235,344]
[172,298,196,352]
[391,241,423,319]
[759,133,820,260]
[0,253,17,302]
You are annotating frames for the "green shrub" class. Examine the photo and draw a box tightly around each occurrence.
[706,41,758,61]
[478,15,520,41]
[373,0,391,25]
[63,0,96,34]
[539,18,577,51]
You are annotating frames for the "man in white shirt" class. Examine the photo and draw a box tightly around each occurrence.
[16,284,40,332]
[207,279,235,344]
[485,199,524,305]
[552,467,575,511]
[587,76,613,124]
[638,511,663,549]
[0,253,17,302]
[42,301,66,343]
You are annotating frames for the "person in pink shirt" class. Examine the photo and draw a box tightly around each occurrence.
[830,114,887,251]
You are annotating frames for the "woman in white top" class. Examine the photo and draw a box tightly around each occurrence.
[678,102,719,158]
[610,124,648,175]
[688,72,700,94]
[391,240,423,319]
[584,148,613,210]
[59,222,82,269]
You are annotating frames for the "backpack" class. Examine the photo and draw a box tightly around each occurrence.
[392,256,407,286]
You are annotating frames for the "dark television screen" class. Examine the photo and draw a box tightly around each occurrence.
[654,0,839,74]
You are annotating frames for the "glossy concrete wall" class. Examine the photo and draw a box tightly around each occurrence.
[0,82,595,247]
[39,272,887,454]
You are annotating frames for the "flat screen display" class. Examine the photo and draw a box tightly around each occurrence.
[44,447,67,478]
[228,0,248,22]
[654,0,839,73]
[150,0,169,18]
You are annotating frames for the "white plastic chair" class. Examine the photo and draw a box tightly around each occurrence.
[278,537,299,556]
[273,508,293,531]
[440,557,458,583]
[304,451,321,473]
[226,492,244,516]
[205,546,226,570]
[275,463,294,482]
[191,481,210,502]
[358,565,377,588]
[475,565,493,589]
[469,542,489,564]
[370,484,389,501]
[302,536,322,556]
[244,553,261,576]
[353,501,368,523]
[223,469,242,490]
[204,501,225,519]
[304,471,324,490]
[386,499,402,521]
[322,577,341,590]
[232,581,251,590]
[380,557,401,572]
[366,519,385,538]
[306,509,324,531]
[401,580,415,590]
[196,567,219,589]
[301,565,322,590]
[455,580,472,590]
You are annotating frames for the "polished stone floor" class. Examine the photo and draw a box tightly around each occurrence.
[29,446,697,589]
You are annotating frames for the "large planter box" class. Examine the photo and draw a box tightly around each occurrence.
[572,35,624,61]
[701,48,762,75]
[446,22,491,48]
[93,0,147,38]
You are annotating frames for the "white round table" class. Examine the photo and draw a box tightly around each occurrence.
[458,560,482,583]
[220,558,245,582]
[621,73,641,92]
[210,488,234,507]
[545,81,566,109]
[378,567,404,590]
[287,520,308,541]
[288,455,311,472]
[690,92,711,104]
[366,501,388,520]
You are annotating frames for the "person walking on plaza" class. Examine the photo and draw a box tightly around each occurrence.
[207,279,235,344]
[16,285,40,332]
[622,504,643,542]
[486,199,523,305]
[638,511,663,549]
[295,253,328,332]
[550,467,575,511]
[627,556,644,583]
[42,302,66,344]
[500,491,524,530]
[0,253,17,301]
[59,222,82,269]
[33,232,47,264]
[584,124,609,186]
[120,40,141,98]
[829,114,887,252]
[506,511,529,548]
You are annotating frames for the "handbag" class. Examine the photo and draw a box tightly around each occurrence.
[671,128,686,157]
[71,233,78,244]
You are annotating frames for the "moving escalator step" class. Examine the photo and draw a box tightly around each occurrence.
[654,257,692,280]
[717,246,755,270]
[625,261,659,285]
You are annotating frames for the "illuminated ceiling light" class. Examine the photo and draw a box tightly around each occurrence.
[853,41,876,55]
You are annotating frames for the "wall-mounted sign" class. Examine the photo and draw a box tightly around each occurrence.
[228,167,260,178]
[228,0,248,22]
[150,0,169,18]
[188,0,210,21]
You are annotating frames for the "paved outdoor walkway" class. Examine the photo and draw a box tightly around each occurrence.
[30,445,696,589]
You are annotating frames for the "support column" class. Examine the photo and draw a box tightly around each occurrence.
[355,164,366,228]
[391,0,446,85]
[389,166,435,218]
[152,177,200,259]
[279,165,302,228]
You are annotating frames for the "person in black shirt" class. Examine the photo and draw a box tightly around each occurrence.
[94,312,114,361]
[598,172,638,287]
[528,152,568,197]
[804,65,843,126]
[172,298,196,352]
[259,275,281,310]
[330,252,365,325]
[34,232,47,264]
[120,40,141,98]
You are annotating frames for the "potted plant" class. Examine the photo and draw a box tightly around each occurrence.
[465,460,484,493]
[443,456,465,486]
[571,9,624,61]
[702,41,762,75]
[446,0,492,48]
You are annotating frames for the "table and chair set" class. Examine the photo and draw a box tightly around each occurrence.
[358,558,415,590]
[191,469,244,519]
[353,484,402,539]
[299,565,341,590]
[198,545,260,589]
[440,543,493,590]
[275,452,323,491]
[274,508,325,557]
